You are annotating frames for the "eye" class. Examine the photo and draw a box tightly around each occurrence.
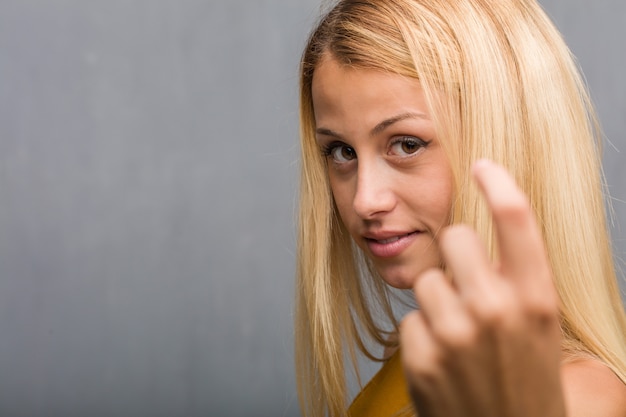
[322,142,357,163]
[389,136,428,156]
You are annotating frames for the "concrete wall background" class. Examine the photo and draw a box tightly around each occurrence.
[0,1,623,416]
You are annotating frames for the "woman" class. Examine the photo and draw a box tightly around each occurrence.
[294,1,626,416]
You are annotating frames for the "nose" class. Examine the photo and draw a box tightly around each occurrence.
[352,159,396,219]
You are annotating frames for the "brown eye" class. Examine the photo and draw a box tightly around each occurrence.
[401,140,419,154]
[329,145,356,163]
[340,146,356,160]
[390,137,427,156]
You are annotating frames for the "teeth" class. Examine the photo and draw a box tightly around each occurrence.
[375,232,415,244]
[378,236,401,244]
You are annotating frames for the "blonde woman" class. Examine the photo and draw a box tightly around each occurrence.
[295,1,626,416]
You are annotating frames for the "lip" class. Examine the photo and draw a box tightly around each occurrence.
[364,231,420,258]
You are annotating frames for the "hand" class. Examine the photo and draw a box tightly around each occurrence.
[399,160,566,417]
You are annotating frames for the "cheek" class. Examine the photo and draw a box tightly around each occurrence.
[329,177,356,222]
[403,167,453,223]
[430,172,454,223]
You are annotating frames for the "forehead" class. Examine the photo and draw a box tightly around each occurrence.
[311,57,429,125]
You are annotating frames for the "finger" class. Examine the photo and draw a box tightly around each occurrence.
[437,225,493,299]
[472,159,551,287]
[399,310,441,414]
[413,269,474,348]
[399,310,438,385]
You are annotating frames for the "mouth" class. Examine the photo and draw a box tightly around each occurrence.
[364,231,421,258]
[370,232,416,244]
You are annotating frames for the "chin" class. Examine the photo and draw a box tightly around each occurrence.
[361,245,443,289]
[376,266,419,290]
[374,257,441,290]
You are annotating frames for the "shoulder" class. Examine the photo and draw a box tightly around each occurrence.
[561,357,626,417]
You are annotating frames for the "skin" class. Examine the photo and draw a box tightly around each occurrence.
[401,161,565,417]
[312,55,626,416]
[400,161,626,417]
[312,56,453,289]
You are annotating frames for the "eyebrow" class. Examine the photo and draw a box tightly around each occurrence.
[371,112,428,135]
[315,111,428,139]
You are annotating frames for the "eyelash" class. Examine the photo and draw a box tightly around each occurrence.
[389,136,429,155]
[320,136,429,161]
[321,141,352,158]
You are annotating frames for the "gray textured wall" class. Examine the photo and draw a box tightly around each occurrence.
[0,1,623,417]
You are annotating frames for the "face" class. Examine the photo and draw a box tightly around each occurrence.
[311,56,453,289]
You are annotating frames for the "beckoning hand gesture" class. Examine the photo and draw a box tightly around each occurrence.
[400,159,565,417]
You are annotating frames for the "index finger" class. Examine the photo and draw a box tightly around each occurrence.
[472,159,551,287]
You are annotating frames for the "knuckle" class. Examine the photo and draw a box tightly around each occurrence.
[467,287,512,327]
[490,194,531,225]
[405,353,440,383]
[524,294,559,322]
[434,319,478,351]
[413,269,445,300]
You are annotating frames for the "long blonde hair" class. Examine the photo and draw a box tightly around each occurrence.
[295,1,626,416]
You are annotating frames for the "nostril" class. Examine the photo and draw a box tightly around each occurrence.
[351,160,397,219]
[353,183,395,219]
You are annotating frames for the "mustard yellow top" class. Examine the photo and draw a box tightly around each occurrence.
[348,351,413,417]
